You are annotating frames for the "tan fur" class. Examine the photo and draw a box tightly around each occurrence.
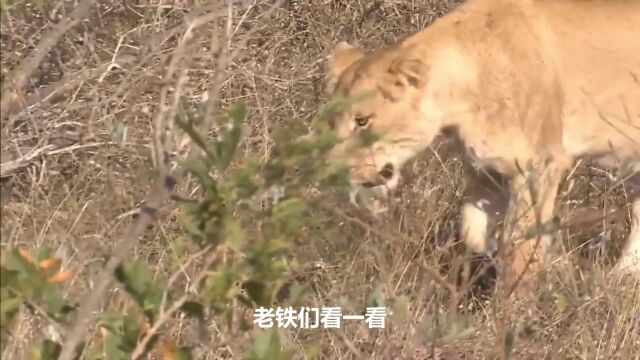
[323,0,640,292]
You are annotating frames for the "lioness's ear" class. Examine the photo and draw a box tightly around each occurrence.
[379,54,427,100]
[326,41,365,94]
[388,55,426,88]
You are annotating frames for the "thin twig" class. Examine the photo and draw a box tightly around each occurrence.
[57,3,282,359]
[22,55,137,111]
[419,262,458,296]
[335,331,365,360]
[0,0,96,123]
[0,145,54,177]
[0,142,108,177]
[130,246,220,359]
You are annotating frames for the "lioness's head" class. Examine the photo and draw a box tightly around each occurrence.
[324,41,445,198]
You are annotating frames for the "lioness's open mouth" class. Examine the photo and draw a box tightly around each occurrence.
[349,184,390,215]
[348,166,401,215]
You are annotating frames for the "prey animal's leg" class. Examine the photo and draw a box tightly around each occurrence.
[461,167,510,256]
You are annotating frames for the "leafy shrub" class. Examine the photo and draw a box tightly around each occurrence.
[0,97,357,359]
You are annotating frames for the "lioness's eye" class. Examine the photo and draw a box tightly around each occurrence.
[355,116,370,127]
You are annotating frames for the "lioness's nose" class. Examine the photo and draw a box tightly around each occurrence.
[379,163,394,180]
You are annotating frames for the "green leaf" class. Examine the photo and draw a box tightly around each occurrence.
[215,103,247,170]
[5,249,38,275]
[0,290,23,329]
[202,268,235,311]
[285,283,309,306]
[245,240,290,281]
[180,215,205,244]
[555,293,568,313]
[262,163,286,185]
[180,158,217,190]
[4,250,49,299]
[180,301,205,321]
[221,162,261,201]
[29,339,62,360]
[504,328,515,360]
[271,198,304,220]
[313,92,374,124]
[175,102,218,163]
[317,164,350,189]
[223,218,246,252]
[0,266,18,289]
[245,329,288,360]
[391,295,409,321]
[227,102,248,124]
[357,127,382,147]
[41,287,75,321]
[304,343,322,360]
[243,280,272,307]
[123,314,147,351]
[113,261,163,323]
[268,198,306,237]
[365,284,385,308]
[99,312,144,360]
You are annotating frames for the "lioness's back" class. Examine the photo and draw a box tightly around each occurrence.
[530,0,640,160]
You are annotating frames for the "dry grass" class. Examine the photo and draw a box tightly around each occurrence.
[1,0,639,359]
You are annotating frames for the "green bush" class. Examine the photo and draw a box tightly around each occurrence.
[0,97,356,359]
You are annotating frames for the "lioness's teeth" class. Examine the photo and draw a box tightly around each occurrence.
[371,185,389,200]
[371,198,389,215]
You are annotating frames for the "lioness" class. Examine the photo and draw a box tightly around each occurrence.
[322,0,640,290]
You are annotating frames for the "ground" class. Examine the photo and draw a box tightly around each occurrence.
[1,0,639,359]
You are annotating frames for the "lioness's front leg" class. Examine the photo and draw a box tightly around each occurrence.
[499,157,569,295]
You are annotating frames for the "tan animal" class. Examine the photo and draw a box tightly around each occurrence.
[322,0,640,289]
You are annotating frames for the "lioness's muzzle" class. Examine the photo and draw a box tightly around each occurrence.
[358,162,395,188]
